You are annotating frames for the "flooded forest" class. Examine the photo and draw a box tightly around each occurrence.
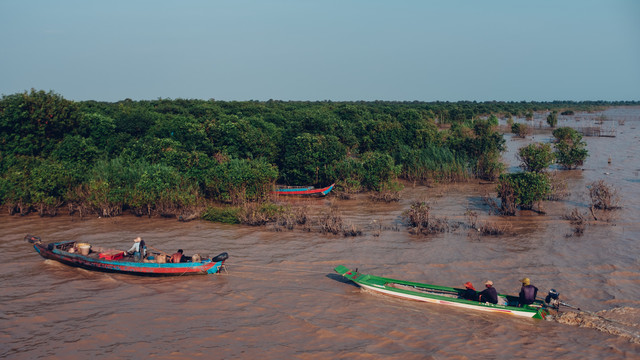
[2,94,640,358]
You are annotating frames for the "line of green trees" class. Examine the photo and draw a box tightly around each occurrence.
[0,89,621,217]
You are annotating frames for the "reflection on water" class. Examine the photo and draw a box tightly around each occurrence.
[2,107,640,359]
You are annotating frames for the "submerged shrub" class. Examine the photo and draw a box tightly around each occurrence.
[318,207,344,235]
[563,208,586,236]
[547,171,570,200]
[511,123,532,138]
[497,172,551,215]
[402,200,450,234]
[552,127,588,169]
[478,221,511,236]
[588,180,620,210]
[518,143,554,173]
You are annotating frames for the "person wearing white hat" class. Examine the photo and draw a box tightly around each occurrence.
[126,236,147,261]
[478,280,498,304]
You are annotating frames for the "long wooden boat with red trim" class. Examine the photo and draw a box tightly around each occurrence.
[26,235,228,276]
[273,183,335,196]
[334,265,552,319]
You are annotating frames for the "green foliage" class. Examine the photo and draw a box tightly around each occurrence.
[395,144,469,182]
[517,143,555,173]
[476,150,505,181]
[552,127,580,142]
[150,114,212,153]
[360,151,401,191]
[129,163,199,214]
[525,111,534,120]
[79,157,200,216]
[1,90,615,216]
[354,117,405,153]
[0,156,39,212]
[487,114,499,127]
[201,206,241,224]
[552,127,588,169]
[0,155,74,215]
[210,115,280,161]
[511,123,531,138]
[205,157,278,204]
[446,119,505,180]
[506,117,514,127]
[280,133,345,186]
[497,172,551,214]
[114,105,158,137]
[332,151,403,192]
[555,142,588,169]
[51,135,99,173]
[332,157,365,192]
[122,136,186,166]
[0,89,83,156]
[546,111,558,128]
[84,113,118,155]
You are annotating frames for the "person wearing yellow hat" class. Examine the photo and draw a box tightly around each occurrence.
[518,277,538,306]
[478,280,498,304]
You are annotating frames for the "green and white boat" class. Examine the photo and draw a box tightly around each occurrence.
[334,265,552,319]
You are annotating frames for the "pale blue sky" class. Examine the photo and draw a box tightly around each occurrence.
[1,0,638,102]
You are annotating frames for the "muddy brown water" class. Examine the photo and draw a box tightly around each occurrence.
[2,107,640,359]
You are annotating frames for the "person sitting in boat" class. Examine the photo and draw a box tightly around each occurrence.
[460,282,478,301]
[170,249,184,263]
[126,237,147,261]
[518,277,538,306]
[478,280,498,304]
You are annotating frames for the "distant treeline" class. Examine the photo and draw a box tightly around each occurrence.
[0,89,635,217]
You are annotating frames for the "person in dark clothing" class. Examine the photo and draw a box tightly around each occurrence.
[519,277,539,306]
[478,280,498,304]
[460,281,478,301]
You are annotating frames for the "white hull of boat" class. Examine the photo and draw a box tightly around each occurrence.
[359,283,537,318]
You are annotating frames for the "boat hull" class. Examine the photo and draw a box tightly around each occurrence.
[335,265,549,319]
[32,240,227,276]
[273,183,334,196]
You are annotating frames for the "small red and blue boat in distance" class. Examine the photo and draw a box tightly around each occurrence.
[25,235,228,276]
[273,183,335,197]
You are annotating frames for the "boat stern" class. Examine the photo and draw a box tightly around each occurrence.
[334,265,365,282]
[206,252,229,274]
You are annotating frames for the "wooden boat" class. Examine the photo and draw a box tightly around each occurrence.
[334,265,551,319]
[273,183,335,196]
[26,235,228,276]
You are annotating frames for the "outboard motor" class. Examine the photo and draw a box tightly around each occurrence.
[211,252,229,263]
[545,289,560,309]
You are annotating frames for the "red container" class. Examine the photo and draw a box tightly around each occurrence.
[99,251,124,260]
